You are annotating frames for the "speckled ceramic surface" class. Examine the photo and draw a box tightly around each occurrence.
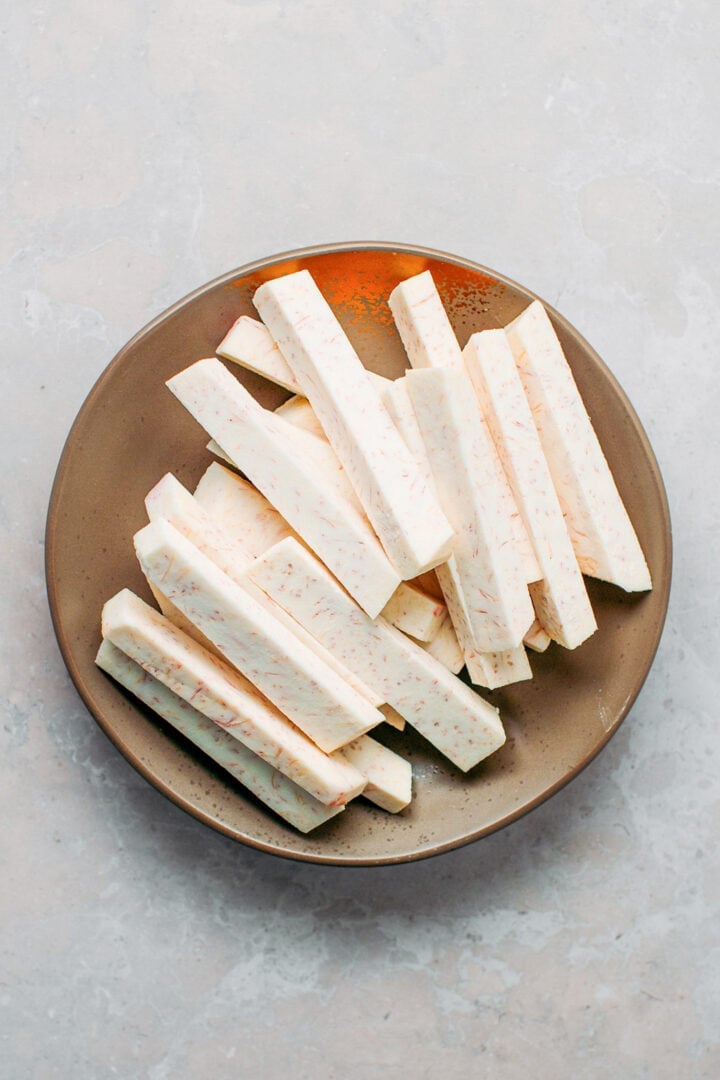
[45,243,671,865]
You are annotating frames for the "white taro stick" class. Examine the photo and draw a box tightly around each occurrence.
[217,314,301,393]
[433,559,532,690]
[388,269,466,373]
[406,367,534,652]
[505,300,651,592]
[333,736,412,814]
[464,328,597,649]
[379,373,528,683]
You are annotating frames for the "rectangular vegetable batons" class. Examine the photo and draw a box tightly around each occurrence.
[380,373,527,683]
[95,640,344,832]
[134,519,384,753]
[436,553,531,688]
[211,376,398,532]
[406,367,534,652]
[379,374,522,678]
[236,380,447,641]
[464,330,597,649]
[333,736,412,814]
[505,301,651,592]
[193,461,445,648]
[149,562,412,698]
[145,473,384,709]
[387,277,541,584]
[202,376,513,675]
[166,358,400,617]
[245,537,506,773]
[432,558,532,688]
[217,314,301,393]
[253,269,455,578]
[100,590,366,807]
[146,471,254,571]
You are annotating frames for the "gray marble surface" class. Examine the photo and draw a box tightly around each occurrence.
[2,1,718,1077]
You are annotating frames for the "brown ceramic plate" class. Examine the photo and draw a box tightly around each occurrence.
[45,242,671,865]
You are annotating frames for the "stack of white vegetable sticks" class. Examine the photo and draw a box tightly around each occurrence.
[96,269,651,833]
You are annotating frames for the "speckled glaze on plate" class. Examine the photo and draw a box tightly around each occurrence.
[45,242,672,865]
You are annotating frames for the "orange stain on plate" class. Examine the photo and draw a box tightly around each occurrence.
[227,247,506,375]
[232,248,503,332]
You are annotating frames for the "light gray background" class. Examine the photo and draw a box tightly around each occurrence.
[2,2,717,1077]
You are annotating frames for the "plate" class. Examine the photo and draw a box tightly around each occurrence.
[45,242,672,865]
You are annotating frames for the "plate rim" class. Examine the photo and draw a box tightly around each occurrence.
[45,240,673,866]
